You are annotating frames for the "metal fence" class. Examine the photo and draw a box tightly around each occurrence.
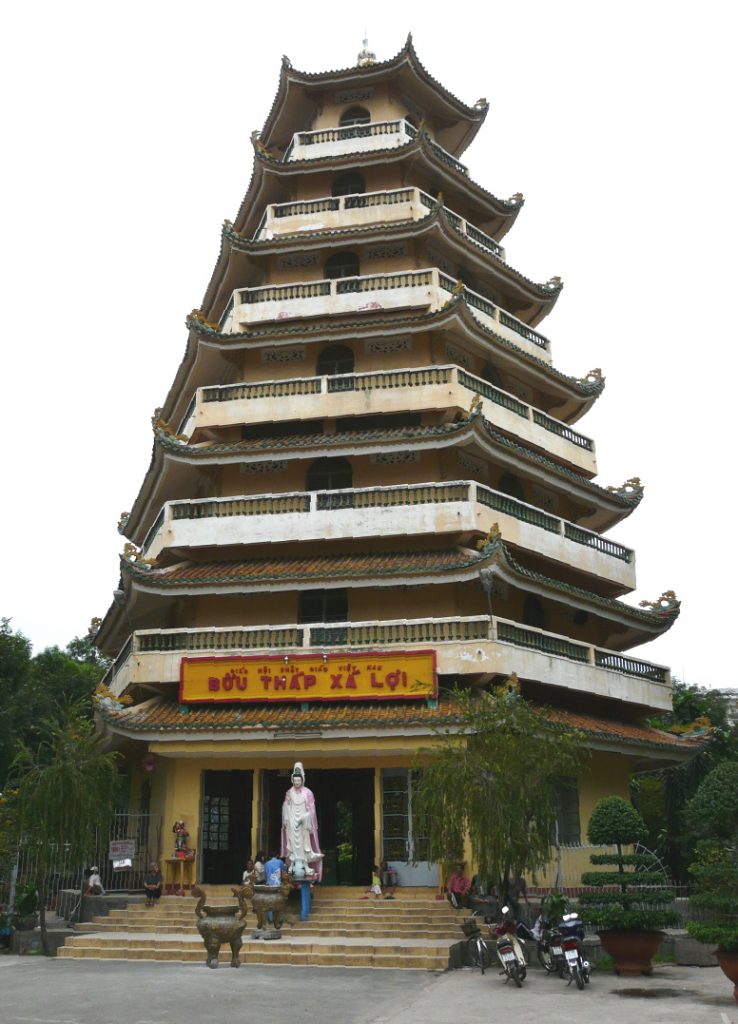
[11,812,161,910]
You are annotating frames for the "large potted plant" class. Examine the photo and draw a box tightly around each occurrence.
[685,762,738,1001]
[578,796,679,975]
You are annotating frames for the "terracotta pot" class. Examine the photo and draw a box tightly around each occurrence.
[716,951,738,1003]
[597,929,665,976]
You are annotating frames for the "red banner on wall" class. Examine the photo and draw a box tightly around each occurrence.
[179,650,437,704]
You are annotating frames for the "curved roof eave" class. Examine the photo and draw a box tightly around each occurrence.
[175,297,602,420]
[260,35,489,156]
[225,204,562,313]
[124,412,639,546]
[119,536,678,642]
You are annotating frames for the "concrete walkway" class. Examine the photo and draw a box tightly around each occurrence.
[0,958,736,1024]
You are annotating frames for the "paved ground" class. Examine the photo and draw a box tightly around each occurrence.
[0,958,736,1024]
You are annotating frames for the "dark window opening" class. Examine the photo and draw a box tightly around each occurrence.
[317,345,355,377]
[306,457,352,491]
[325,251,360,280]
[482,363,503,389]
[241,420,324,441]
[339,106,371,127]
[522,594,546,629]
[332,171,366,197]
[335,412,422,432]
[499,472,525,501]
[298,589,348,624]
[554,779,581,846]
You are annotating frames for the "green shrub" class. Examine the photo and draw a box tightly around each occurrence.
[580,797,678,932]
[686,839,738,953]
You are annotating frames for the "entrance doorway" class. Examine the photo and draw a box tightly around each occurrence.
[200,770,253,884]
[262,768,374,886]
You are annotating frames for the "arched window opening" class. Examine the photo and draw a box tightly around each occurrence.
[332,171,366,198]
[339,106,371,127]
[522,595,546,630]
[316,345,354,377]
[298,589,348,624]
[306,457,353,492]
[499,472,525,501]
[324,250,360,280]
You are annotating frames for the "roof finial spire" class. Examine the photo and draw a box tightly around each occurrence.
[356,32,376,67]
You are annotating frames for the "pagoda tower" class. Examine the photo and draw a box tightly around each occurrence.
[97,37,687,888]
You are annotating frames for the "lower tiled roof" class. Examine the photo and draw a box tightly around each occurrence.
[97,693,697,752]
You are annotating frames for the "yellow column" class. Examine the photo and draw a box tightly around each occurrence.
[251,768,261,857]
[374,767,382,865]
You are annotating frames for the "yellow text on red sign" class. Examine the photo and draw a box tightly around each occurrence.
[179,650,437,703]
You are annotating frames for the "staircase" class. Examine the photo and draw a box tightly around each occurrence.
[58,886,461,969]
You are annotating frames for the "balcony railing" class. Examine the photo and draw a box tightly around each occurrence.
[106,617,670,692]
[283,119,468,177]
[181,364,593,461]
[256,186,505,259]
[144,480,633,568]
[224,268,550,356]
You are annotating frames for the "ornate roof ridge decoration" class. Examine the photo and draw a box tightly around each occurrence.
[261,35,489,147]
[96,692,695,752]
[607,477,644,500]
[183,300,603,400]
[121,542,159,570]
[638,590,680,617]
[152,408,189,445]
[476,536,679,629]
[223,203,560,303]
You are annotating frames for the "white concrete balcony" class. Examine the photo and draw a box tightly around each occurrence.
[255,187,505,259]
[283,119,468,177]
[221,268,551,362]
[104,617,671,712]
[181,364,595,475]
[141,480,634,590]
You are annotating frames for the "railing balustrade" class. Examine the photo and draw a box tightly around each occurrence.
[258,186,504,257]
[108,618,669,688]
[281,119,476,173]
[180,363,594,465]
[148,479,632,565]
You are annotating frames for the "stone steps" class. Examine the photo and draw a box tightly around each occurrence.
[58,935,451,970]
[60,886,458,969]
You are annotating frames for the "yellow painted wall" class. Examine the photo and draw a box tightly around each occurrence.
[137,742,637,887]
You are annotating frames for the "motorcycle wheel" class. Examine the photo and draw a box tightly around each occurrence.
[519,963,527,982]
[511,964,522,988]
[537,943,554,973]
[573,965,585,990]
[467,937,491,973]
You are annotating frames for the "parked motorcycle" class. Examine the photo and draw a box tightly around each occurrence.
[493,905,527,987]
[557,911,590,990]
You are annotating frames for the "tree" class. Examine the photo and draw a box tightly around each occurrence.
[634,680,738,883]
[412,686,587,899]
[0,618,106,788]
[685,761,738,841]
[8,704,120,954]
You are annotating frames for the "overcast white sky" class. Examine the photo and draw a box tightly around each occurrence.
[1,1,735,690]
